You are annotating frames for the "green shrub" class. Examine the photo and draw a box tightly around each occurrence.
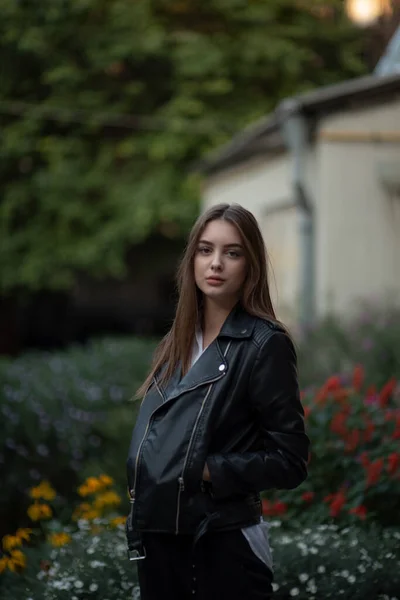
[270,522,400,599]
[0,337,156,536]
[297,305,400,388]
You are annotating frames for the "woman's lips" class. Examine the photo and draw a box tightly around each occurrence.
[206,277,225,286]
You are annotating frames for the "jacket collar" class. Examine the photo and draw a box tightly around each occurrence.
[217,302,256,340]
[155,303,256,404]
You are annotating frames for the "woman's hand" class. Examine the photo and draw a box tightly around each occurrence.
[202,462,211,481]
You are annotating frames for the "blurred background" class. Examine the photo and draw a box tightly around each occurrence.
[1,1,400,598]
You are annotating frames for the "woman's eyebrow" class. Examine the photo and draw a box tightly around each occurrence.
[198,239,243,249]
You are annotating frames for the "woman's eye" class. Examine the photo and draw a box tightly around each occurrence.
[198,247,211,254]
[227,251,240,258]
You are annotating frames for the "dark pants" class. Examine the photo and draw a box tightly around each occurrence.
[137,529,273,600]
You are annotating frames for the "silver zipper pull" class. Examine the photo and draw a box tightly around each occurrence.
[178,477,185,492]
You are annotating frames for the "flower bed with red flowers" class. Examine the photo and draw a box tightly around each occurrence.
[262,366,400,528]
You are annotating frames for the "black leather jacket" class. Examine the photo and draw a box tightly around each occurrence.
[126,304,309,542]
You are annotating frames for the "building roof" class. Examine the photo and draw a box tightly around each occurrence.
[198,71,400,175]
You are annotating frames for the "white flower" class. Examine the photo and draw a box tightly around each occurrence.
[272,583,280,591]
[341,570,349,578]
[303,528,311,535]
[269,520,282,528]
[74,581,84,589]
[296,542,307,550]
[280,535,292,545]
[317,565,326,574]
[348,575,356,584]
[290,588,300,596]
[307,578,317,594]
[358,564,366,573]
[299,573,309,582]
[310,546,318,554]
[90,560,106,569]
[87,547,95,554]
[89,583,99,592]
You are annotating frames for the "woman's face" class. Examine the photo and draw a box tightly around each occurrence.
[194,219,247,304]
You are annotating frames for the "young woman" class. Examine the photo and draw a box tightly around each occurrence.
[126,203,309,600]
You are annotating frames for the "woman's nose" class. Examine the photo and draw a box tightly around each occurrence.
[211,253,223,270]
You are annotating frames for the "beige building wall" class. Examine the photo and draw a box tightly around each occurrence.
[315,97,400,317]
[202,96,400,327]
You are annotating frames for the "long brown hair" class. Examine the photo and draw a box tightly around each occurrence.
[135,203,278,399]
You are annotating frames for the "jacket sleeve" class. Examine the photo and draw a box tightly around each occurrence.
[206,331,310,500]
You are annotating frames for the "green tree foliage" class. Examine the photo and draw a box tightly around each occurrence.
[0,0,367,291]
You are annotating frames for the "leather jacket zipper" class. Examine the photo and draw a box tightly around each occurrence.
[175,341,232,535]
[175,382,214,534]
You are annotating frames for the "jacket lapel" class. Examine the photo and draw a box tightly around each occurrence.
[154,304,256,407]
[161,339,227,403]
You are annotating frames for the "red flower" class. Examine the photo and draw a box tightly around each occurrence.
[329,490,346,517]
[304,406,311,419]
[345,429,360,453]
[388,452,400,476]
[393,416,400,440]
[302,491,315,503]
[349,505,367,520]
[359,451,370,467]
[379,379,396,408]
[330,411,349,436]
[325,376,341,392]
[333,388,350,403]
[366,458,384,487]
[352,365,364,391]
[272,501,288,516]
[262,499,288,516]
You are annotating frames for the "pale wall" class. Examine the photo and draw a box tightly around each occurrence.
[315,97,400,317]
[201,96,400,327]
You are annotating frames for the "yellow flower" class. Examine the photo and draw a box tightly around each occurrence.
[2,534,22,552]
[48,532,71,547]
[77,477,102,497]
[98,474,114,488]
[16,528,33,543]
[7,549,26,572]
[94,491,121,510]
[29,481,56,501]
[80,509,101,521]
[27,503,53,522]
[72,502,92,521]
[109,516,126,528]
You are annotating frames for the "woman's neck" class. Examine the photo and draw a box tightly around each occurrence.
[201,297,238,343]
